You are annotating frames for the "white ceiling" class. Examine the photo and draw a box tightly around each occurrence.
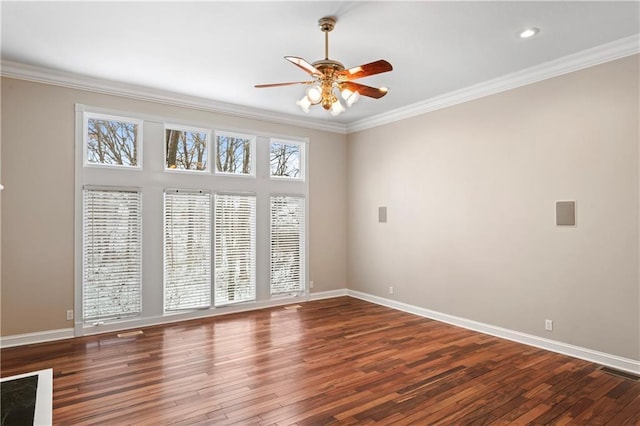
[2,1,639,127]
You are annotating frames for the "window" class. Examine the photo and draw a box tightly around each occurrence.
[270,195,305,296]
[215,131,255,176]
[165,126,209,171]
[270,139,304,180]
[164,190,212,311]
[85,113,142,167]
[82,188,142,322]
[214,194,256,305]
[77,104,309,332]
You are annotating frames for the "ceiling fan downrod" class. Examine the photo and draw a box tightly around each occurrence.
[318,16,336,61]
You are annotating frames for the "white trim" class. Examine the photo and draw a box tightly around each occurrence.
[75,105,311,338]
[0,290,346,346]
[307,288,348,301]
[347,34,640,133]
[4,288,636,378]
[348,290,640,375]
[76,290,346,337]
[2,35,637,136]
[0,328,74,348]
[0,60,347,135]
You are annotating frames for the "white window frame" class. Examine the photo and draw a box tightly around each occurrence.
[83,112,143,169]
[214,130,257,177]
[75,103,309,337]
[163,124,211,173]
[269,138,306,181]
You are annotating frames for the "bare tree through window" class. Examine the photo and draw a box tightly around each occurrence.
[215,194,256,305]
[270,195,305,295]
[83,189,142,321]
[270,141,301,178]
[87,117,139,166]
[165,128,208,171]
[164,191,211,311]
[216,134,253,174]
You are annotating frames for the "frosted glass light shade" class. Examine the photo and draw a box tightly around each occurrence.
[329,100,345,116]
[296,96,312,113]
[306,86,322,104]
[341,89,360,107]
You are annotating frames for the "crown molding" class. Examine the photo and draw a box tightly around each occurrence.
[347,34,640,134]
[3,34,638,136]
[0,61,348,135]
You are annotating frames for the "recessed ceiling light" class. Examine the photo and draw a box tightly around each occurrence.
[519,27,540,39]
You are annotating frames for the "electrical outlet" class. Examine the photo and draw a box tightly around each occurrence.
[389,286,394,295]
[545,319,553,331]
[309,281,314,289]
[66,310,74,321]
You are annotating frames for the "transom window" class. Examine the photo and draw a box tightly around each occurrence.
[270,139,304,180]
[165,125,210,172]
[215,131,256,176]
[84,113,142,168]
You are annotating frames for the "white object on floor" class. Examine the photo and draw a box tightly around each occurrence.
[0,368,53,425]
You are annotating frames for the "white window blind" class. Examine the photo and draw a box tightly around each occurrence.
[83,188,142,322]
[164,189,211,311]
[214,193,256,306]
[270,195,305,296]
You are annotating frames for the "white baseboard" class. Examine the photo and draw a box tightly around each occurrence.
[76,289,348,337]
[1,290,347,346]
[5,289,636,377]
[307,288,348,301]
[348,290,640,375]
[0,328,74,349]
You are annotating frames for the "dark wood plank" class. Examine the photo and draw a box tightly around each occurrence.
[2,296,639,425]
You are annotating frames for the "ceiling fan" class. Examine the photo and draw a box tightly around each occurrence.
[255,16,393,116]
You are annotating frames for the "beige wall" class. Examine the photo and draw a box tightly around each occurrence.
[3,54,639,363]
[347,55,640,360]
[1,78,347,336]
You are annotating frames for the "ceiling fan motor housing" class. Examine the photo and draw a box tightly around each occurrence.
[312,59,345,75]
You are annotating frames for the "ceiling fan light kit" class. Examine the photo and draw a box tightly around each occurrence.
[256,16,393,116]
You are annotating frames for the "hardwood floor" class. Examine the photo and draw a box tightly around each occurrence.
[2,297,639,425]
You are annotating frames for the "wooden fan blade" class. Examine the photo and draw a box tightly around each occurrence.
[255,81,314,88]
[284,56,322,76]
[341,82,389,99]
[338,60,393,81]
